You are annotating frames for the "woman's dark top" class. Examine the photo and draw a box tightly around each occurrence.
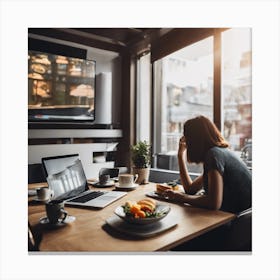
[203,146,252,214]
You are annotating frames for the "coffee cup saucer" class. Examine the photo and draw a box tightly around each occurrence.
[114,183,139,190]
[92,180,115,188]
[33,196,50,203]
[39,215,76,227]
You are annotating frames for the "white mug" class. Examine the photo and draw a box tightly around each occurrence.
[118,174,138,187]
[36,187,54,201]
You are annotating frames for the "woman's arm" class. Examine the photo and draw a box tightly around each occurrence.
[178,136,203,194]
[164,169,224,210]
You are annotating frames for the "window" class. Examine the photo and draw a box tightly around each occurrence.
[153,37,213,172]
[152,28,252,171]
[222,29,252,154]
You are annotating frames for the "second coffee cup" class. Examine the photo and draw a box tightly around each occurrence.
[118,174,138,188]
[99,174,110,185]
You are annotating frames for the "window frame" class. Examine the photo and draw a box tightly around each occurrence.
[151,32,223,168]
[135,28,251,170]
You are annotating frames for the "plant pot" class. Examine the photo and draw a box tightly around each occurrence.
[132,167,150,185]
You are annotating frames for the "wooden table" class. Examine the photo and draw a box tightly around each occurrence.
[28,182,236,252]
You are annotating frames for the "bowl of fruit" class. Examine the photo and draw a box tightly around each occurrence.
[114,198,170,225]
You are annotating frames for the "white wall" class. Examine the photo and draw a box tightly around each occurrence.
[28,143,117,179]
[28,33,123,177]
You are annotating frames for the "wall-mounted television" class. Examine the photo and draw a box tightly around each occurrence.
[28,50,96,124]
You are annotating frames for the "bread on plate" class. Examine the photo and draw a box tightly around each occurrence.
[156,183,179,194]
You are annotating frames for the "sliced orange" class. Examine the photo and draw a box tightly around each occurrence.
[130,204,141,214]
[135,210,146,218]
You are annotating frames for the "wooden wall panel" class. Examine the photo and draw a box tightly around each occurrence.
[115,53,137,170]
[214,30,222,130]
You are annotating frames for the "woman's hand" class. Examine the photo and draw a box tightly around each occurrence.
[162,190,187,203]
[178,136,187,157]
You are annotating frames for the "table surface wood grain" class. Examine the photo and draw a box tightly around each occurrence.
[28,182,236,252]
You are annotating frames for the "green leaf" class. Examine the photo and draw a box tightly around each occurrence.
[131,140,151,168]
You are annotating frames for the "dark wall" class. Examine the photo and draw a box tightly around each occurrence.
[28,37,87,59]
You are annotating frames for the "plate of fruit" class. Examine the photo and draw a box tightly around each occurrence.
[114,198,170,225]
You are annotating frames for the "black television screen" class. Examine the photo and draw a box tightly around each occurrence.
[28,50,96,123]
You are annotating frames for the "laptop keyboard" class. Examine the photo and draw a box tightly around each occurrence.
[68,191,105,203]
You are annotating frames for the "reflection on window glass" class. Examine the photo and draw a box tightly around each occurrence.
[162,37,213,153]
[222,29,252,158]
[154,37,213,172]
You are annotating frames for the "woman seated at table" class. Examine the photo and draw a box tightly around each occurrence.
[164,115,251,214]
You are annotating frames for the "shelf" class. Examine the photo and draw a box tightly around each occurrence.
[28,75,93,81]
[28,129,122,139]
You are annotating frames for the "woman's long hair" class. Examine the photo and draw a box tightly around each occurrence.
[183,115,228,163]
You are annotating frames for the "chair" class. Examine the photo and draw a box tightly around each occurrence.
[171,208,252,252]
[149,168,180,183]
[149,168,199,184]
[222,207,252,251]
[28,163,46,184]
[98,167,121,178]
[28,222,42,251]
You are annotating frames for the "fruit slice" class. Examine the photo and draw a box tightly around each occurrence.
[124,201,136,208]
[130,204,141,214]
[137,199,156,212]
[135,210,146,218]
[140,197,156,205]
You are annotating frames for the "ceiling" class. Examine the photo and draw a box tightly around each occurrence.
[28,28,173,56]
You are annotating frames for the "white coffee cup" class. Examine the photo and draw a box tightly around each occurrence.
[36,187,54,201]
[118,174,138,187]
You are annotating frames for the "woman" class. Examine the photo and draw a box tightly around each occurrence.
[164,115,252,214]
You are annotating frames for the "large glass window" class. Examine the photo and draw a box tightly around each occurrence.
[222,29,252,158]
[153,37,213,172]
[152,28,252,172]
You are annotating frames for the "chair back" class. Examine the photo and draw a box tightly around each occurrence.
[28,222,42,251]
[28,163,46,183]
[99,168,119,178]
[224,208,252,251]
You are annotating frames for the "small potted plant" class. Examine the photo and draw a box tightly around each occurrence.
[131,140,151,184]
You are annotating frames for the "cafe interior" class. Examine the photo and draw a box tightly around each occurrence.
[28,27,252,253]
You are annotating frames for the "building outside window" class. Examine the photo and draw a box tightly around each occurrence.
[222,28,252,166]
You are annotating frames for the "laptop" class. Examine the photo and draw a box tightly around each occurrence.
[41,154,126,208]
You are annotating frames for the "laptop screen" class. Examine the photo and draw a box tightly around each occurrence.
[42,154,88,200]
[42,154,80,177]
